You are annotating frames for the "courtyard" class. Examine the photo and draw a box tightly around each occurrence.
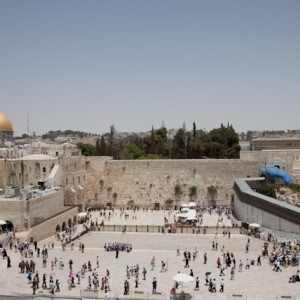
[0,210,299,300]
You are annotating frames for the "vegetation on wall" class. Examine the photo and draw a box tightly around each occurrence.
[258,185,277,199]
[174,184,183,197]
[288,183,300,193]
[165,198,174,206]
[189,186,197,198]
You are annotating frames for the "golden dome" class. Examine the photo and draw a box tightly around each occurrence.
[0,112,13,131]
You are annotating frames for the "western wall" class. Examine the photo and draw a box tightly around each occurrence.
[85,158,263,209]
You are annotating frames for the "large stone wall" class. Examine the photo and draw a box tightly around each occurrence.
[233,179,300,234]
[85,159,262,208]
[0,188,67,231]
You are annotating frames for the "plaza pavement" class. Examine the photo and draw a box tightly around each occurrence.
[0,210,299,300]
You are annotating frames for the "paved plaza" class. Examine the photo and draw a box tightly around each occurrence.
[0,210,299,300]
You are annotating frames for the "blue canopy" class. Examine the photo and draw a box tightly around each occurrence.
[261,166,291,185]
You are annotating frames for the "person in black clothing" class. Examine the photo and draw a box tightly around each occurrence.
[194,277,200,290]
[257,255,261,266]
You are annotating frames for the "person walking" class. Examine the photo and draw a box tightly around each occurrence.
[55,279,60,292]
[42,274,47,288]
[219,279,224,292]
[257,255,261,266]
[219,265,225,276]
[204,252,207,264]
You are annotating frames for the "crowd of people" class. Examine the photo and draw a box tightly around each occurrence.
[104,242,132,252]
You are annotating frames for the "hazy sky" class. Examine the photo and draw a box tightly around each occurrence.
[1,1,300,136]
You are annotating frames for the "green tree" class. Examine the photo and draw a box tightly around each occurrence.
[144,127,170,158]
[95,138,101,156]
[122,143,144,159]
[171,128,186,159]
[99,135,107,156]
[77,142,96,156]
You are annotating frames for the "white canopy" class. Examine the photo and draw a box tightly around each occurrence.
[0,220,6,225]
[181,207,189,213]
[188,202,196,207]
[78,212,87,218]
[249,223,260,229]
[176,213,188,218]
[180,203,189,208]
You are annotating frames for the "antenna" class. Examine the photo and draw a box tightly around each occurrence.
[27,112,30,137]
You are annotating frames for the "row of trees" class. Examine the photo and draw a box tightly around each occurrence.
[77,123,241,160]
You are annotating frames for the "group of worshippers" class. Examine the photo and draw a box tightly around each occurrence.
[104,242,132,252]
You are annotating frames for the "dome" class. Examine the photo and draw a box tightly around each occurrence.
[0,112,13,132]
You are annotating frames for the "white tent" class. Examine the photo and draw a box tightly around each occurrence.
[188,202,196,208]
[78,212,87,218]
[176,213,188,218]
[249,223,260,229]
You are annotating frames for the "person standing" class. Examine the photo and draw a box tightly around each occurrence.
[116,248,119,259]
[184,256,189,268]
[204,252,207,264]
[152,277,157,293]
[124,279,129,295]
[7,256,11,268]
[195,277,200,290]
[96,256,99,268]
[142,267,147,280]
[245,259,250,269]
[230,267,235,280]
[239,260,243,272]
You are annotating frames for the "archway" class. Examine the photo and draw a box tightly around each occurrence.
[5,220,14,232]
[55,224,61,232]
[62,221,66,231]
[73,216,77,225]
[68,218,72,228]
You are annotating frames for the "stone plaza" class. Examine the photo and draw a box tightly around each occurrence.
[0,210,299,300]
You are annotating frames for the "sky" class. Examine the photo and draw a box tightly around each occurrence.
[1,0,300,136]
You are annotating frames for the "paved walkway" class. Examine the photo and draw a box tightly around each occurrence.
[0,211,299,299]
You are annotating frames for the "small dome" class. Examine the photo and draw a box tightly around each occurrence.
[0,112,13,132]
